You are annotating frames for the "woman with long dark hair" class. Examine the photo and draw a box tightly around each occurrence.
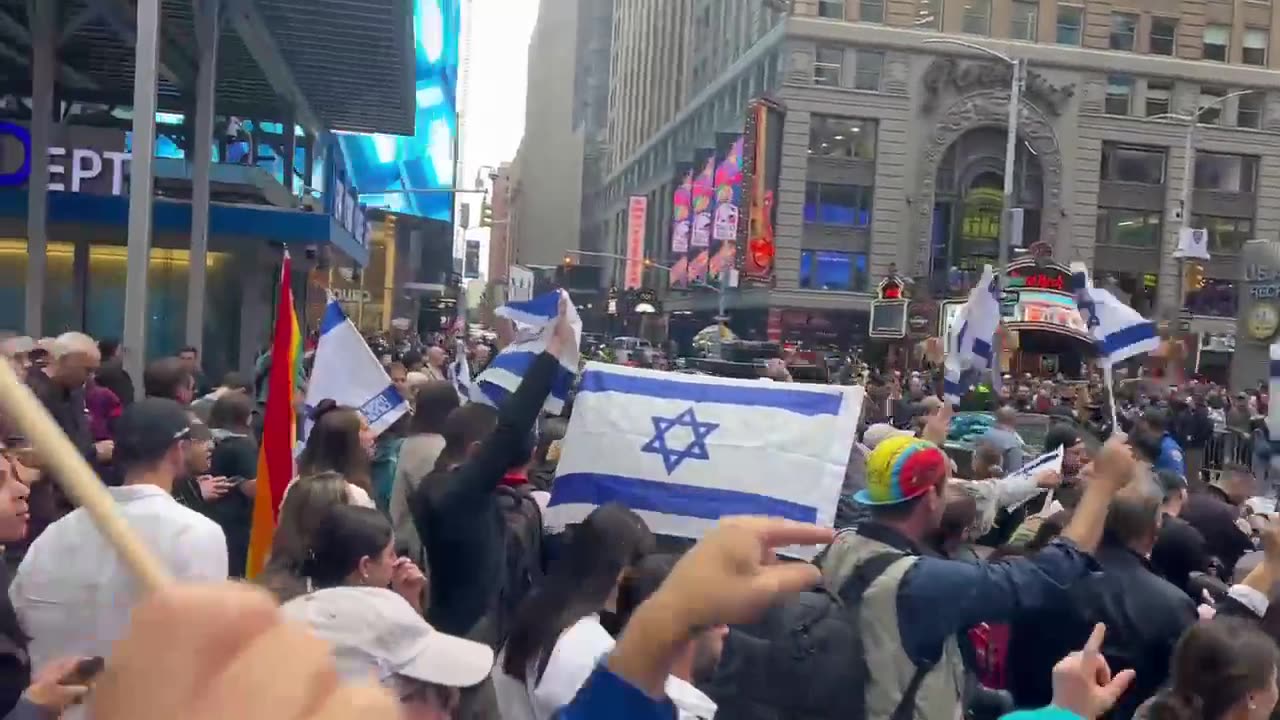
[1142,617,1278,720]
[302,505,426,613]
[296,400,376,507]
[257,471,351,602]
[492,503,654,720]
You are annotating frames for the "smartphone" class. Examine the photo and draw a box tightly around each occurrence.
[60,656,105,686]
[223,476,248,487]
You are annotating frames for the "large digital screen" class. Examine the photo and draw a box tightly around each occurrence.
[335,0,459,222]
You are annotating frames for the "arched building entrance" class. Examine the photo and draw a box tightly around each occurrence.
[911,88,1064,288]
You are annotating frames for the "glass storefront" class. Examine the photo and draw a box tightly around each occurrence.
[0,238,242,378]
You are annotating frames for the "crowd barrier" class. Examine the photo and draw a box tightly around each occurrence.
[1200,428,1258,484]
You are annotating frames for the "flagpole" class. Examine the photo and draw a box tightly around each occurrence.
[1102,361,1120,435]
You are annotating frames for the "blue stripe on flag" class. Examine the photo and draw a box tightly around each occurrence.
[358,384,405,426]
[1270,359,1280,378]
[549,472,818,523]
[496,292,560,326]
[944,378,966,396]
[319,301,348,336]
[973,338,992,362]
[578,370,843,417]
[1098,322,1156,357]
[484,349,575,402]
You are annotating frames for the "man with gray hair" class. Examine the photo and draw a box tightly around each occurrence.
[982,405,1026,473]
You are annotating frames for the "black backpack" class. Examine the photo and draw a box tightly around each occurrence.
[707,551,932,720]
[493,484,545,645]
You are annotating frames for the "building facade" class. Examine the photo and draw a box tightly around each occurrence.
[591,0,1280,352]
[488,162,515,283]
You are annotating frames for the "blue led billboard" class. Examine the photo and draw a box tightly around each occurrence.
[335,0,459,222]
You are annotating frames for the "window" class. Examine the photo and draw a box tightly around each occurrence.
[860,0,885,22]
[1183,277,1237,318]
[1011,0,1037,40]
[1110,13,1138,51]
[1100,272,1159,318]
[854,51,884,91]
[1150,17,1177,56]
[1101,143,1166,184]
[809,116,877,159]
[1198,87,1226,124]
[1096,208,1162,247]
[1244,28,1268,65]
[1145,80,1172,116]
[818,0,846,18]
[1239,92,1264,129]
[1194,153,1257,192]
[804,183,873,226]
[1192,215,1253,254]
[915,0,942,29]
[1056,6,1083,45]
[1105,75,1134,115]
[1203,25,1229,61]
[800,251,870,291]
[814,46,843,87]
[962,0,991,34]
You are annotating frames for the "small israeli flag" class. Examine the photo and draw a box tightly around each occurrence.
[943,265,1001,407]
[448,339,473,404]
[1070,262,1159,365]
[549,363,864,557]
[304,299,409,438]
[472,289,581,414]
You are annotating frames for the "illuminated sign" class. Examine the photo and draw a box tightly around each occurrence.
[0,121,131,194]
[335,0,459,222]
[1007,291,1089,336]
[1007,272,1067,292]
[624,196,647,290]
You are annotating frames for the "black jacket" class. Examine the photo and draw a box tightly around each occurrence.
[409,352,557,637]
[94,358,136,408]
[1180,486,1253,578]
[1149,513,1211,599]
[1008,539,1196,719]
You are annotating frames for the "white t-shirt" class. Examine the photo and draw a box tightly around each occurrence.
[492,614,717,720]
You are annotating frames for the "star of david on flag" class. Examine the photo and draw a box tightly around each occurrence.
[548,363,864,557]
[641,408,720,474]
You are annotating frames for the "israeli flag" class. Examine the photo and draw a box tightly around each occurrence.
[944,265,1001,406]
[549,363,864,557]
[1002,446,1065,512]
[1070,262,1159,365]
[448,338,474,404]
[305,300,408,438]
[472,289,580,414]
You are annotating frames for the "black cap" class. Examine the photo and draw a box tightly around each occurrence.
[115,398,192,467]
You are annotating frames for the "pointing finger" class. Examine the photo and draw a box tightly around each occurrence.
[1083,622,1106,657]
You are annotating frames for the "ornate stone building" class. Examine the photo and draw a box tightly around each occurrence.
[592,1,1280,349]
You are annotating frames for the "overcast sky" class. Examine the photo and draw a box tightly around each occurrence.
[459,0,538,188]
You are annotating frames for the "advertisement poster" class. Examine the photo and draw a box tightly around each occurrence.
[624,195,648,290]
[738,99,785,286]
[710,133,744,283]
[688,149,715,284]
[669,163,694,289]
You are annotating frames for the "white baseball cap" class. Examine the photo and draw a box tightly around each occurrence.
[282,586,494,689]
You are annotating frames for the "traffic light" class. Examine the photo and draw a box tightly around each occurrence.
[479,200,494,228]
[1185,261,1206,291]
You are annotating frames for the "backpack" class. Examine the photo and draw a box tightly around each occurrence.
[707,551,931,720]
[493,484,545,646]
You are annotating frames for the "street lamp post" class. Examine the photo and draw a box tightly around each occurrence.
[923,38,1025,295]
[1149,89,1257,319]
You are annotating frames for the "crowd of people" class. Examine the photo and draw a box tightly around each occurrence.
[0,318,1273,720]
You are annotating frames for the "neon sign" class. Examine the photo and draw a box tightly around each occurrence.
[1007,265,1070,292]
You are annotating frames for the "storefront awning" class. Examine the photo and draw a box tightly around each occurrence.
[0,189,369,266]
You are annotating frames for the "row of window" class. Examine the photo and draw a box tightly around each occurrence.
[1100,143,1258,192]
[1096,208,1253,253]
[1103,79,1266,129]
[822,0,1272,67]
[813,47,885,91]
[809,116,877,160]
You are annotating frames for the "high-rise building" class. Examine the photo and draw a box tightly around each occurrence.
[591,0,1280,364]
[488,162,515,283]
